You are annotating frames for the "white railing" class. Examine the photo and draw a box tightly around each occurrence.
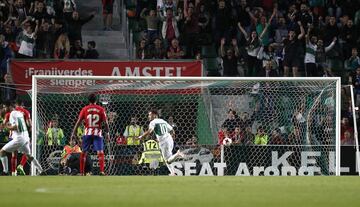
[120,0,131,59]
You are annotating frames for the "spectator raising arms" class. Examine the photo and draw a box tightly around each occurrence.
[17,17,39,58]
[219,38,240,77]
[304,25,318,77]
[315,37,337,76]
[283,21,305,77]
[140,8,161,42]
[160,8,180,45]
[32,1,54,23]
[67,11,95,45]
[238,15,272,77]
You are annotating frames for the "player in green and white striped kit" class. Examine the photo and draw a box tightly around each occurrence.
[0,102,43,175]
[139,110,183,175]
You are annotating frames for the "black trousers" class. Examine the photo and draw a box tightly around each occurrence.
[305,63,317,77]
[59,153,92,175]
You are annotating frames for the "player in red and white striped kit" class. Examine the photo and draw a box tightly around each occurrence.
[71,94,110,175]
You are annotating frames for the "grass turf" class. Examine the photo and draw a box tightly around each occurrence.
[0,176,359,207]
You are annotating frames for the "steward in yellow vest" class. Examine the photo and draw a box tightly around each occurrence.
[123,117,144,145]
[138,139,164,168]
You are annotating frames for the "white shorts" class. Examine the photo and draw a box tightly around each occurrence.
[159,137,174,161]
[2,138,30,155]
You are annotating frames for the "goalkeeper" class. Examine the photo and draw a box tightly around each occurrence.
[59,140,92,175]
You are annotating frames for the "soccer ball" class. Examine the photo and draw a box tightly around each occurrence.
[222,137,232,146]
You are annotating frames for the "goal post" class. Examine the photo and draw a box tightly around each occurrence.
[348,85,360,176]
[31,76,342,176]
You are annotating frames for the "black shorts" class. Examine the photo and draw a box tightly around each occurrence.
[305,62,318,76]
[283,57,300,68]
[63,153,92,174]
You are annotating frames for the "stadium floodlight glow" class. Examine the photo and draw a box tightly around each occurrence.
[31,75,342,176]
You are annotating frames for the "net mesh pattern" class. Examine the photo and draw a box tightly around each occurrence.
[32,78,338,175]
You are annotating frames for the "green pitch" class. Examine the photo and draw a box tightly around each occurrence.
[0,177,359,207]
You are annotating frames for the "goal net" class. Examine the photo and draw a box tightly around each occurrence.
[31,76,341,176]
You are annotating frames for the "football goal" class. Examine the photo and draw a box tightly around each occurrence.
[31,76,344,176]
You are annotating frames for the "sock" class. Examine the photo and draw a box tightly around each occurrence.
[80,152,86,175]
[31,158,43,173]
[20,154,27,167]
[98,152,105,173]
[11,154,17,173]
[0,156,9,173]
[165,163,175,175]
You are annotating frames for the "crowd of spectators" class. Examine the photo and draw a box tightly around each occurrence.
[130,0,360,78]
[128,0,360,146]
[0,0,101,82]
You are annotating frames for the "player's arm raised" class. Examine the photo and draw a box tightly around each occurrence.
[139,121,155,140]
[71,117,82,142]
[103,110,110,142]
[71,110,84,143]
[138,128,153,140]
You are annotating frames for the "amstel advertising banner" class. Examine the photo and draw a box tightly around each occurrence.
[10,60,203,91]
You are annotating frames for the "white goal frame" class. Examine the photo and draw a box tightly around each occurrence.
[31,75,342,176]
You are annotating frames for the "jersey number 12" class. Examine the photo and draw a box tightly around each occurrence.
[87,114,100,127]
